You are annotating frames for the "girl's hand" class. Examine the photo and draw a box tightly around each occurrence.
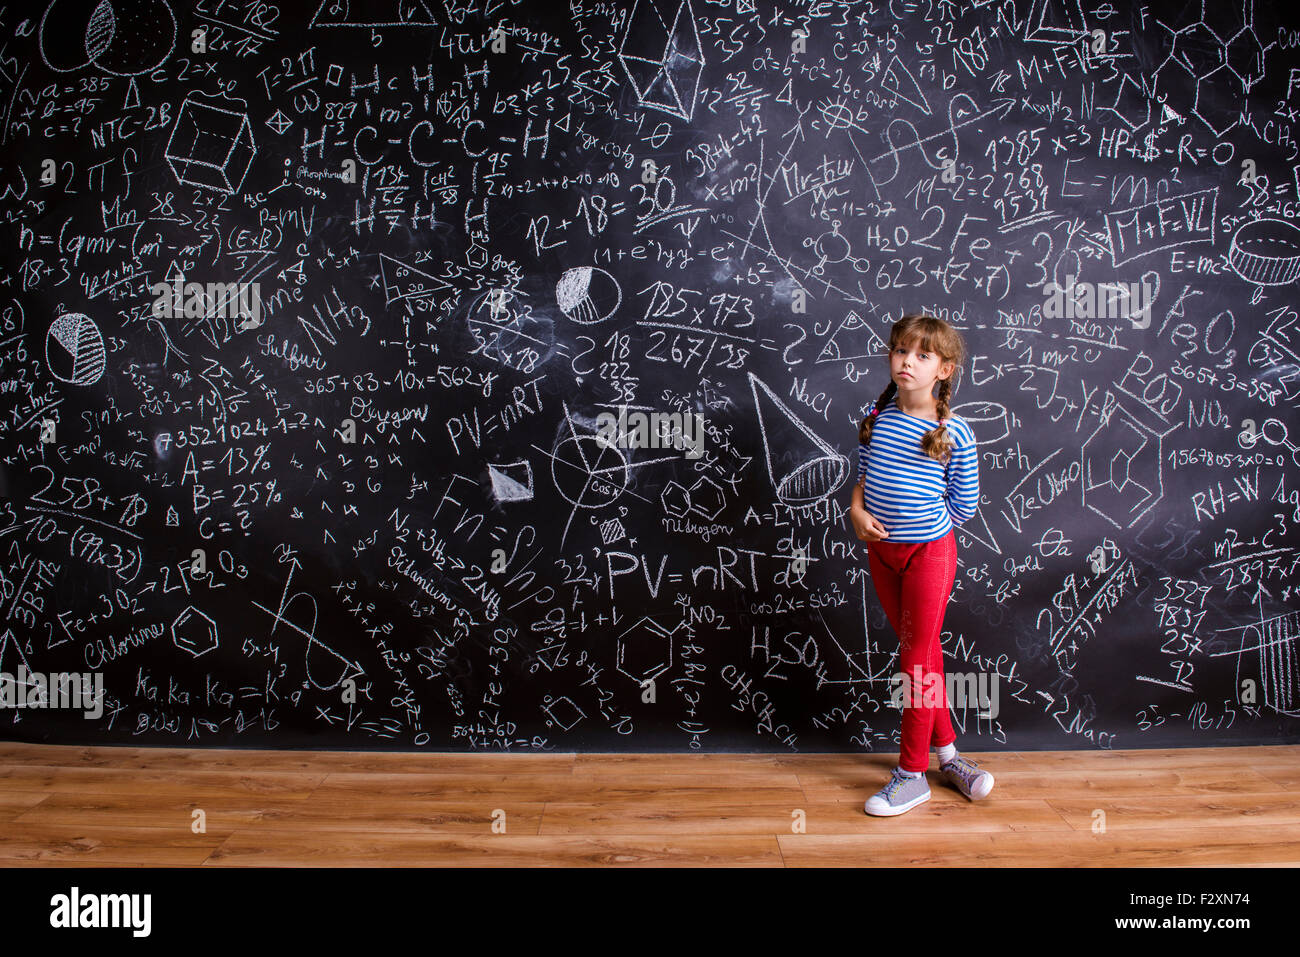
[850,506,889,542]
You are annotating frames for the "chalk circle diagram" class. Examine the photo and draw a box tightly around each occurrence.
[555,266,621,324]
[46,311,106,386]
[1228,218,1300,302]
[550,417,631,509]
[804,220,852,276]
[748,372,848,505]
[39,0,177,76]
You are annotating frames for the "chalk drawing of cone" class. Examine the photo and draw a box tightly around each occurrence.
[748,371,848,505]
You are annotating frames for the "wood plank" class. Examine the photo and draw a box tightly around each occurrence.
[0,741,576,774]
[990,746,1300,768]
[227,797,548,834]
[1044,792,1300,829]
[536,798,1071,834]
[573,754,802,773]
[12,791,315,832]
[0,823,227,866]
[204,830,784,866]
[0,764,326,799]
[0,744,1292,866]
[1247,764,1300,789]
[570,770,807,788]
[776,823,1300,867]
[798,766,1289,800]
[307,772,804,802]
[0,789,51,811]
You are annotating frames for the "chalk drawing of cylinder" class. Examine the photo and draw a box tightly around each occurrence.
[1228,219,1300,286]
[748,371,848,505]
[1252,609,1300,716]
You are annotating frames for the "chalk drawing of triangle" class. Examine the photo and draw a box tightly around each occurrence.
[0,627,35,685]
[379,253,452,305]
[955,505,1001,556]
[815,312,887,363]
[489,461,534,502]
[881,55,932,116]
[310,0,437,27]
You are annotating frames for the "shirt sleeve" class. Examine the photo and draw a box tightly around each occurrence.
[944,425,979,525]
[857,441,868,485]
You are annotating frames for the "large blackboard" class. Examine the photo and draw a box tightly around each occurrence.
[1,0,1298,752]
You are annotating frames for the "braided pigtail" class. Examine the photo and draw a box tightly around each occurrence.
[858,380,897,445]
[921,376,956,464]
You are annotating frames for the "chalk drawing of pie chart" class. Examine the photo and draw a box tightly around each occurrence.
[46,313,106,386]
[556,266,621,324]
[551,434,630,507]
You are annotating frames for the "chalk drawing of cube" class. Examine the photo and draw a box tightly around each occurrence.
[165,99,257,194]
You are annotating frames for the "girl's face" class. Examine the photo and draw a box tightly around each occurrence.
[890,338,954,395]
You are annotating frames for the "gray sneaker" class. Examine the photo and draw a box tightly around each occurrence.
[864,767,931,816]
[940,754,994,800]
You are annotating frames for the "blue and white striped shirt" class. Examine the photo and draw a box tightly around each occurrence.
[857,397,979,542]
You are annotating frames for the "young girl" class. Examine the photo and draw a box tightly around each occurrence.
[849,313,994,816]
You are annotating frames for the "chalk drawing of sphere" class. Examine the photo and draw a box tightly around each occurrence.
[555,266,621,324]
[818,100,859,131]
[46,313,106,386]
[813,227,850,265]
[40,0,177,76]
[551,435,629,508]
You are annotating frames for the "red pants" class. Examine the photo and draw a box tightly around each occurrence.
[866,530,958,773]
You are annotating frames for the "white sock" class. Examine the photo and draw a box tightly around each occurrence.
[898,767,924,779]
[937,743,957,763]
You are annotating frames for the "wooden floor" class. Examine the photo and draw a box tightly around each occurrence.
[0,741,1297,866]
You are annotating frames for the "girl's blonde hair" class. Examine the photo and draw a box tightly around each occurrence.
[858,313,966,464]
